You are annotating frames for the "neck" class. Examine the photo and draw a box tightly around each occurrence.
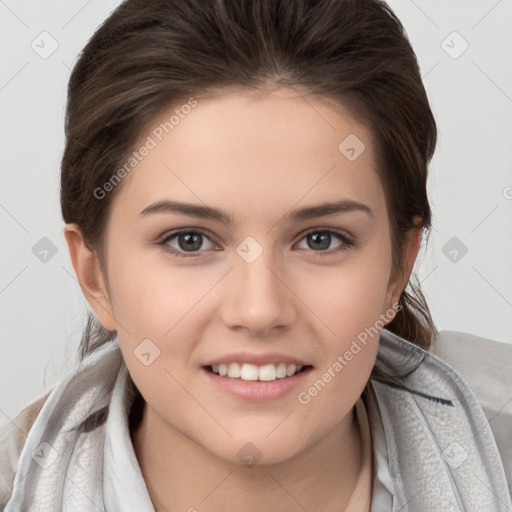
[130,399,364,512]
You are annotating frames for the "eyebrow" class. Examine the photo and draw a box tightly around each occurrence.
[138,199,373,225]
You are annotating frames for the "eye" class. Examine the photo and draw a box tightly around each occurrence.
[158,228,354,259]
[296,229,353,257]
[160,229,216,258]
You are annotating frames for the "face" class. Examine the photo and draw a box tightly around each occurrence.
[70,87,407,466]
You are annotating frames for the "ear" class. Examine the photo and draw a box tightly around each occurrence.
[384,218,423,315]
[64,223,117,331]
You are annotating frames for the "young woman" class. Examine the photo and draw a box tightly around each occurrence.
[1,0,511,511]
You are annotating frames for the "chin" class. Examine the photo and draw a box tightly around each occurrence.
[206,434,304,468]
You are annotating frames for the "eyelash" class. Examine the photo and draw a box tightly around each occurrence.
[158,228,354,259]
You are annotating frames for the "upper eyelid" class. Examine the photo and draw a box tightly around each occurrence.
[160,227,217,244]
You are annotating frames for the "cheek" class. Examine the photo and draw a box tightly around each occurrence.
[106,243,208,334]
[294,251,391,424]
[107,252,208,400]
[301,239,393,335]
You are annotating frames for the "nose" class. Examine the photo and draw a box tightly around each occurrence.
[220,248,296,338]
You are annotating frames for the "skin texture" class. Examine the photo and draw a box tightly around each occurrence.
[65,87,421,511]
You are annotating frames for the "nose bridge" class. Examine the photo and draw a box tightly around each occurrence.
[222,237,295,334]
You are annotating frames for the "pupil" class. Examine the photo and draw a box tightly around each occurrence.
[310,232,330,250]
[180,233,201,251]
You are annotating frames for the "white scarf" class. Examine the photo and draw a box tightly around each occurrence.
[4,329,512,511]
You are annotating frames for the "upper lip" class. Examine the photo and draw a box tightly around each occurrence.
[203,352,311,367]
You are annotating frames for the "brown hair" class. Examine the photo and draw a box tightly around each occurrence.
[61,0,437,360]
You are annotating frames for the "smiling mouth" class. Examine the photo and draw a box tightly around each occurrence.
[204,362,312,382]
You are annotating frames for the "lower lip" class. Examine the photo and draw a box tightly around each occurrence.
[201,366,313,402]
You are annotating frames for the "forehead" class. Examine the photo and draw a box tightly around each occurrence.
[112,87,386,222]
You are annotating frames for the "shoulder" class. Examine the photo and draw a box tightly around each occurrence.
[0,390,52,506]
[430,330,512,488]
[430,330,512,408]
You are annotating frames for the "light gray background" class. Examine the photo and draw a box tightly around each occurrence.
[1,0,511,426]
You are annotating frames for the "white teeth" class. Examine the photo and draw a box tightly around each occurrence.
[227,362,241,378]
[286,364,297,377]
[240,363,259,381]
[258,364,277,381]
[210,362,305,381]
[276,363,287,379]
